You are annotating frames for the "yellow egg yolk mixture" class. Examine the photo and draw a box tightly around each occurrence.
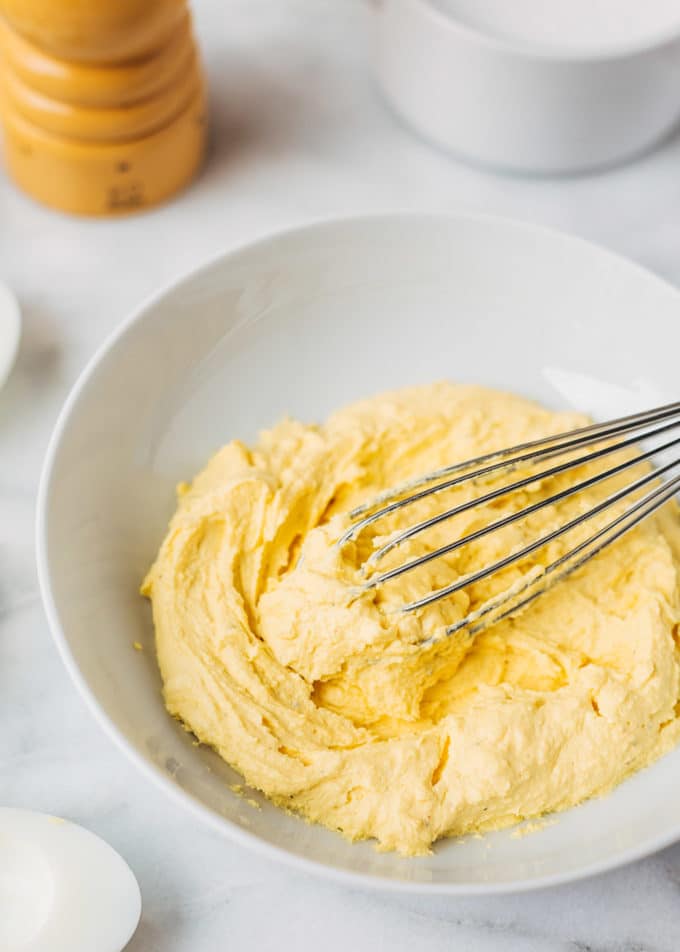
[142,383,680,855]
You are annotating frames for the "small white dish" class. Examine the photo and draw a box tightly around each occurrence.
[37,214,680,892]
[372,0,680,173]
[0,808,141,952]
[0,281,21,391]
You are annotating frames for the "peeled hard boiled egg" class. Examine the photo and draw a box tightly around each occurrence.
[0,809,141,952]
[0,281,20,392]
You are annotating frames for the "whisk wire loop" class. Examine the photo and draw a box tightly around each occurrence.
[338,401,680,638]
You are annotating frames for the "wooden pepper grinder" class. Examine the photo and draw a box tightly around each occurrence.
[0,0,207,215]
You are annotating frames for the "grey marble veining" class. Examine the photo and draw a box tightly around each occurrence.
[3,2,680,949]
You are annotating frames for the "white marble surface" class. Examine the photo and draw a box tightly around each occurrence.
[3,1,680,949]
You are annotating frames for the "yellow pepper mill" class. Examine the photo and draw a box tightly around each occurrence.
[0,0,207,215]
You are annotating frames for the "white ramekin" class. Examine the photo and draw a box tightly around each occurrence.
[372,0,680,174]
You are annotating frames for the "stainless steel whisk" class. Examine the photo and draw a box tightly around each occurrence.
[338,401,680,640]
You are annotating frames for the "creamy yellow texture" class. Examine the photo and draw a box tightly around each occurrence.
[142,384,680,855]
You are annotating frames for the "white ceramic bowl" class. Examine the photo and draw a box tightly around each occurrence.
[38,214,680,892]
[373,0,680,174]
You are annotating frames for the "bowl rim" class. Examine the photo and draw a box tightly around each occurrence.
[415,0,680,64]
[36,211,680,893]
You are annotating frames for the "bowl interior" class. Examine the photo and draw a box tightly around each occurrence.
[40,215,680,889]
